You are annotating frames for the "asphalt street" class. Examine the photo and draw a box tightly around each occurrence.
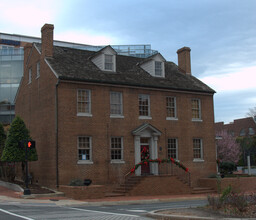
[0,199,208,220]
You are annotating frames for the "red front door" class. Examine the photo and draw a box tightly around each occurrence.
[141,145,150,175]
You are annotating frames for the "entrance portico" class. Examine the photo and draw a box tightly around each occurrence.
[132,123,162,176]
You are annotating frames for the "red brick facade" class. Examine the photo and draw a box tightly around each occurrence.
[15,24,216,189]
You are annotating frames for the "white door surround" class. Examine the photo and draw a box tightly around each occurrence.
[132,123,162,176]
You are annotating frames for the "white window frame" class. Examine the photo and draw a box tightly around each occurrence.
[110,91,124,118]
[191,99,202,121]
[167,138,178,160]
[104,54,114,71]
[155,61,163,77]
[193,138,204,162]
[36,62,40,78]
[110,137,124,163]
[28,68,32,84]
[138,94,152,119]
[77,89,92,117]
[77,136,93,164]
[166,96,178,120]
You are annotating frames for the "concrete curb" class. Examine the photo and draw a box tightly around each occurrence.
[147,209,244,220]
[21,191,65,199]
[0,180,24,192]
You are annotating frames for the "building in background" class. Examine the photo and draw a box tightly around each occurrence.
[0,32,157,125]
[215,117,256,137]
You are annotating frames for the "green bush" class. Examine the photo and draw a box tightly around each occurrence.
[219,161,236,174]
[1,116,38,162]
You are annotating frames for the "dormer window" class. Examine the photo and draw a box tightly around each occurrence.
[105,54,113,71]
[155,61,162,76]
[91,46,116,72]
[139,53,166,78]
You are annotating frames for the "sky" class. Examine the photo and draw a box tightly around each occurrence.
[0,0,255,124]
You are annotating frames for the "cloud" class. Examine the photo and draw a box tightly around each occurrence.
[0,0,60,35]
[54,30,116,46]
[199,65,256,92]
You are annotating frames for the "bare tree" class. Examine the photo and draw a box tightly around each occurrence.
[246,106,256,118]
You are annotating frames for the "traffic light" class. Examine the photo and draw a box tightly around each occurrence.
[18,140,36,149]
[26,141,35,149]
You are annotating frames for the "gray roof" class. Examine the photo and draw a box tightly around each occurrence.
[36,44,215,94]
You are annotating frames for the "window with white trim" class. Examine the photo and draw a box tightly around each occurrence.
[28,68,32,84]
[155,61,162,76]
[105,54,113,71]
[77,89,91,115]
[36,62,40,78]
[166,97,176,118]
[193,138,203,160]
[191,99,201,120]
[110,92,123,116]
[78,136,92,162]
[111,137,123,160]
[167,138,178,159]
[139,94,150,117]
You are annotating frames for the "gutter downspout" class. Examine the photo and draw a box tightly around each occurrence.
[55,79,60,188]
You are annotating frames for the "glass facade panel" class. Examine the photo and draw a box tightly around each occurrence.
[0,46,23,124]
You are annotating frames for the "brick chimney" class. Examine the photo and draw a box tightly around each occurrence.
[177,47,191,75]
[41,24,54,57]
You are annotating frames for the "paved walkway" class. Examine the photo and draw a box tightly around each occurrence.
[0,185,209,206]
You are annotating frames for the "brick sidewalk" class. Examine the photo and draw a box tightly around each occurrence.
[0,184,209,205]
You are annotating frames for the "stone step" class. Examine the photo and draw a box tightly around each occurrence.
[192,187,216,194]
[105,192,125,197]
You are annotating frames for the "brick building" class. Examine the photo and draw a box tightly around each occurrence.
[15,24,216,189]
[215,117,256,137]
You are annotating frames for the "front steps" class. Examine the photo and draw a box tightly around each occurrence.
[106,175,192,197]
[192,187,216,194]
[105,176,143,197]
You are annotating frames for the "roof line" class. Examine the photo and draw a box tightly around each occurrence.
[58,76,215,95]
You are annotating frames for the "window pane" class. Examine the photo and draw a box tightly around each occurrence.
[110,92,122,115]
[193,139,202,159]
[105,55,113,70]
[168,138,177,159]
[111,137,122,160]
[78,137,91,161]
[166,97,176,117]
[192,99,200,119]
[77,90,91,114]
[139,94,149,116]
[155,61,162,76]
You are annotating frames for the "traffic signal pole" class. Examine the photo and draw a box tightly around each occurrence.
[23,141,31,195]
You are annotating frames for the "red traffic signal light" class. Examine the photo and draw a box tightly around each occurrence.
[28,141,32,148]
[27,141,35,149]
[18,140,35,149]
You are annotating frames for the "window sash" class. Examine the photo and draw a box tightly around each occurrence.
[166,97,176,118]
[139,94,150,116]
[155,61,162,76]
[36,62,40,78]
[78,136,92,161]
[110,92,123,115]
[77,89,91,114]
[105,55,113,71]
[111,137,123,160]
[168,138,178,159]
[193,139,203,159]
[192,99,201,119]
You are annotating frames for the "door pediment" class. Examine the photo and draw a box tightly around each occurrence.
[132,123,162,136]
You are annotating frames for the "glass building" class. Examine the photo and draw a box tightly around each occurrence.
[0,45,23,124]
[0,32,158,124]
